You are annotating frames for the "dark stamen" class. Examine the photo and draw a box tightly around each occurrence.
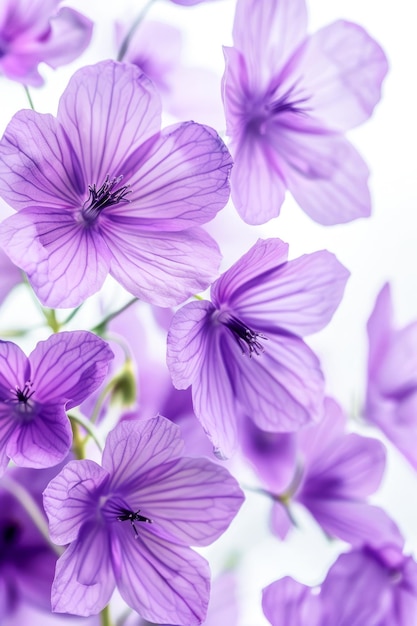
[117,508,152,539]
[224,315,267,357]
[14,381,35,404]
[269,82,310,116]
[82,174,131,222]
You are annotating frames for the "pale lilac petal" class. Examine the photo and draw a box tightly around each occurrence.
[43,459,109,545]
[38,7,93,69]
[57,61,161,185]
[262,577,321,626]
[283,130,371,224]
[129,457,244,546]
[0,110,83,211]
[292,21,388,131]
[115,524,210,625]
[366,283,393,378]
[116,122,232,226]
[0,249,21,302]
[6,403,72,469]
[30,331,114,408]
[212,238,289,306]
[298,396,347,463]
[103,418,184,489]
[52,524,115,616]
[233,0,308,92]
[0,340,28,392]
[102,221,221,307]
[270,501,293,540]
[0,208,112,308]
[204,572,239,626]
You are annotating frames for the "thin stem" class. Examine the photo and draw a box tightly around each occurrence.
[91,297,138,335]
[100,604,113,626]
[23,85,35,110]
[1,474,63,556]
[116,0,157,61]
[62,304,84,327]
[69,412,104,454]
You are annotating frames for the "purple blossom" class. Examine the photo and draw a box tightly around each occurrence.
[0,247,21,305]
[243,398,401,549]
[0,331,113,474]
[0,0,93,86]
[0,60,232,308]
[365,283,417,470]
[43,416,244,623]
[222,0,388,224]
[167,238,349,457]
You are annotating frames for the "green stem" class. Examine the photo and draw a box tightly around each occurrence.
[23,85,35,110]
[116,0,157,61]
[100,604,113,626]
[91,297,138,335]
[62,304,84,327]
[69,412,104,454]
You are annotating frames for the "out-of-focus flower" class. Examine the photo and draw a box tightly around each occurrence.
[365,283,417,470]
[263,544,417,626]
[43,417,244,623]
[222,0,388,224]
[0,331,113,474]
[0,0,92,86]
[0,60,232,309]
[167,238,349,457]
[243,398,402,549]
[0,247,21,305]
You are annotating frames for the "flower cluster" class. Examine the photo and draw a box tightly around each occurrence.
[0,0,414,624]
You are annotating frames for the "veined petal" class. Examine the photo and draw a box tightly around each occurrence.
[29,331,114,408]
[233,0,308,93]
[103,418,184,491]
[129,456,244,546]
[262,577,321,626]
[0,340,28,393]
[291,20,388,131]
[6,403,72,469]
[119,122,232,227]
[38,7,93,69]
[0,208,112,308]
[212,238,289,307]
[0,110,83,210]
[44,459,109,545]
[101,220,221,306]
[0,406,17,475]
[52,523,115,616]
[57,60,161,185]
[115,524,210,625]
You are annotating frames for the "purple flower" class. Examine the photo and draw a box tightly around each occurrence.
[262,576,321,626]
[0,60,232,308]
[222,0,388,224]
[43,416,244,623]
[0,0,92,86]
[0,331,113,474]
[244,398,402,549]
[0,247,21,304]
[167,238,349,457]
[365,283,417,470]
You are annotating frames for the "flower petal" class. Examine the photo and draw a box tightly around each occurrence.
[57,60,161,185]
[43,459,109,545]
[30,331,114,408]
[52,523,115,616]
[0,208,112,308]
[291,20,388,131]
[0,340,28,393]
[38,7,93,69]
[101,220,221,306]
[129,456,244,546]
[262,577,321,626]
[115,524,210,625]
[102,418,184,491]
[0,110,83,211]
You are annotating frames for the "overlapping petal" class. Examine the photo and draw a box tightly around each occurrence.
[37,7,93,69]
[262,577,321,626]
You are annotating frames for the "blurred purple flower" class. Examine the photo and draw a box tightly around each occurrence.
[263,545,417,626]
[43,416,244,623]
[0,60,232,308]
[0,331,113,474]
[0,0,92,86]
[365,283,417,470]
[222,0,388,224]
[244,398,401,548]
[167,238,349,457]
[0,247,21,304]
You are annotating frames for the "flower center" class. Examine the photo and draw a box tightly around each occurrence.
[223,315,267,357]
[81,174,131,223]
[268,82,310,117]
[10,380,35,414]
[117,507,152,539]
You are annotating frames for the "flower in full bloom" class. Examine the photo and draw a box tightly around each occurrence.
[222,0,388,224]
[0,331,113,474]
[0,0,93,86]
[0,60,232,308]
[167,238,349,457]
[242,398,402,548]
[365,283,417,470]
[43,416,244,623]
